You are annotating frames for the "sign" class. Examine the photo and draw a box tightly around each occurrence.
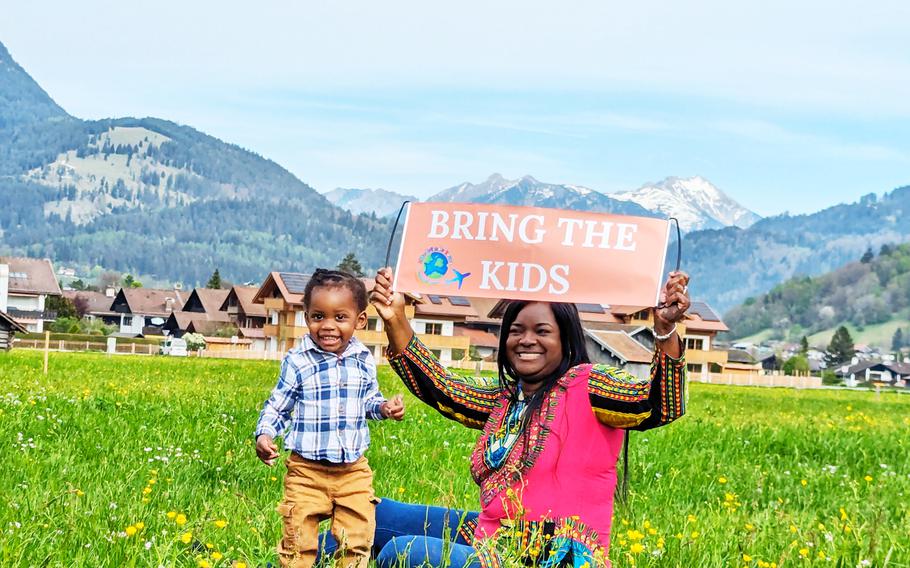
[393,202,671,306]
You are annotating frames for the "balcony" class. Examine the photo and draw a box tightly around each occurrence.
[417,333,471,350]
[279,325,308,340]
[355,329,388,345]
[263,298,286,311]
[686,349,728,366]
[263,324,279,337]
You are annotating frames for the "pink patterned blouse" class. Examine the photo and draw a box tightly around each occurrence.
[389,336,686,567]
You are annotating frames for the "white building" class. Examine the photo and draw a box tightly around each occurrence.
[0,257,63,333]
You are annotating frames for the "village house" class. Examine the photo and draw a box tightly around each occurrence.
[63,288,121,326]
[837,360,910,388]
[162,288,231,337]
[723,349,763,375]
[0,257,63,332]
[110,287,186,336]
[218,285,267,351]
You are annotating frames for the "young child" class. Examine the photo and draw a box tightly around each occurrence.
[255,268,405,568]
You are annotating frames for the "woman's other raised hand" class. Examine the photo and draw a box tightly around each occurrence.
[370,267,414,355]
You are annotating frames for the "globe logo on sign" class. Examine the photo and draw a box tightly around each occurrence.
[417,247,472,289]
[423,251,449,279]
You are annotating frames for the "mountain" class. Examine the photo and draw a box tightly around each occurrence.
[429,173,654,217]
[611,176,761,232]
[0,40,391,285]
[686,188,910,314]
[723,242,910,349]
[324,187,418,218]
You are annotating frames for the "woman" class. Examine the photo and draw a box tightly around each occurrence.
[347,267,688,567]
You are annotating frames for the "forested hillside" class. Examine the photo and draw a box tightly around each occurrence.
[724,243,910,344]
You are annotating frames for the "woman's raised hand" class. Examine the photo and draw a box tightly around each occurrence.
[655,271,691,329]
[370,267,407,323]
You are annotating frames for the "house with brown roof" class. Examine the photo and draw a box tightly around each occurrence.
[110,287,186,336]
[220,286,267,329]
[0,257,63,332]
[162,288,231,337]
[63,289,120,325]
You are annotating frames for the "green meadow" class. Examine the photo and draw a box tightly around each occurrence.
[0,351,907,567]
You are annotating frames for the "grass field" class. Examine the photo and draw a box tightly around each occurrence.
[1,350,908,567]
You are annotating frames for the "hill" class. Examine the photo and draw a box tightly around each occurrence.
[0,41,391,285]
[724,242,910,348]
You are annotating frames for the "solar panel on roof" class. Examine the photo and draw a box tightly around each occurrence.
[688,301,720,321]
[427,295,443,305]
[576,303,605,313]
[280,272,310,294]
[448,296,471,306]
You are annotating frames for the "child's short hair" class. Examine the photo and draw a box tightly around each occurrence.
[304,269,368,312]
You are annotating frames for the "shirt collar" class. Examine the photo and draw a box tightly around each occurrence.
[302,334,369,358]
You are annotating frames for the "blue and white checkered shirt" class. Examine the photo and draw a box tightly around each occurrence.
[255,335,386,463]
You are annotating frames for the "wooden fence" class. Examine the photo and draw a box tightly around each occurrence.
[14,339,160,356]
[697,372,822,388]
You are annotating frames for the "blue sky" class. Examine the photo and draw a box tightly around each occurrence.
[3,0,908,216]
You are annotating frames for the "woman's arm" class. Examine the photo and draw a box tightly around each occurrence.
[588,342,686,430]
[588,271,691,430]
[371,268,500,429]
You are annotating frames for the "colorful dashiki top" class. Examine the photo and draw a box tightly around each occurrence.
[388,335,686,567]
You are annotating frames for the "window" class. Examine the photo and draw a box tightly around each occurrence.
[425,322,443,335]
[366,317,380,331]
[687,363,703,375]
[431,349,442,359]
[686,337,704,350]
[632,309,650,320]
[449,296,471,307]
[427,295,443,305]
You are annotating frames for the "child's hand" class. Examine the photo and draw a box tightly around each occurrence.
[381,394,405,421]
[255,434,279,466]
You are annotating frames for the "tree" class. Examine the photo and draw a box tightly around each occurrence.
[893,328,905,351]
[122,274,142,288]
[783,355,810,375]
[46,295,77,320]
[337,253,365,277]
[799,336,809,355]
[825,326,855,366]
[71,278,87,291]
[73,295,90,319]
[860,247,874,263]
[207,268,223,289]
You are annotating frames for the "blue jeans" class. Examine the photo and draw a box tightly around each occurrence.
[318,499,482,567]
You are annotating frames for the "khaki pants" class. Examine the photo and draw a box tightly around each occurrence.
[277,454,378,568]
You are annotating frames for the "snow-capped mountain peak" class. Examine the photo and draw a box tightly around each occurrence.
[611,176,760,231]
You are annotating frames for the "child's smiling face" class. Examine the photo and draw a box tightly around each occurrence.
[304,285,367,354]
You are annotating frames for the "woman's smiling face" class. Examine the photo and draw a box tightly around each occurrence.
[505,302,564,385]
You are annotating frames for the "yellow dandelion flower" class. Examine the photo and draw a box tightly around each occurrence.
[789,525,798,533]
[236,563,247,568]
[800,479,807,487]
[206,543,214,549]
[687,514,697,523]
[180,531,193,544]
[167,511,177,519]
[840,508,848,521]
[398,487,405,494]
[690,531,699,539]
[125,526,137,536]
[647,528,657,535]
[214,519,228,529]
[148,479,157,485]
[743,554,752,562]
[745,523,755,531]
[798,548,809,558]
[176,514,187,526]
[135,522,145,530]
[630,543,644,554]
[864,475,873,482]
[817,551,826,560]
[198,560,210,568]
[141,497,150,504]
[142,487,152,495]
[718,476,727,484]
[212,552,223,560]
[643,520,651,529]
[844,525,852,533]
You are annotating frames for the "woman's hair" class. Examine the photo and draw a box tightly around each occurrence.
[496,301,590,426]
[303,268,368,312]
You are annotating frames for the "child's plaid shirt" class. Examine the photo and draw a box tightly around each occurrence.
[255,335,386,463]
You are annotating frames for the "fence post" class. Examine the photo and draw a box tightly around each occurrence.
[131,343,136,355]
[43,331,50,375]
